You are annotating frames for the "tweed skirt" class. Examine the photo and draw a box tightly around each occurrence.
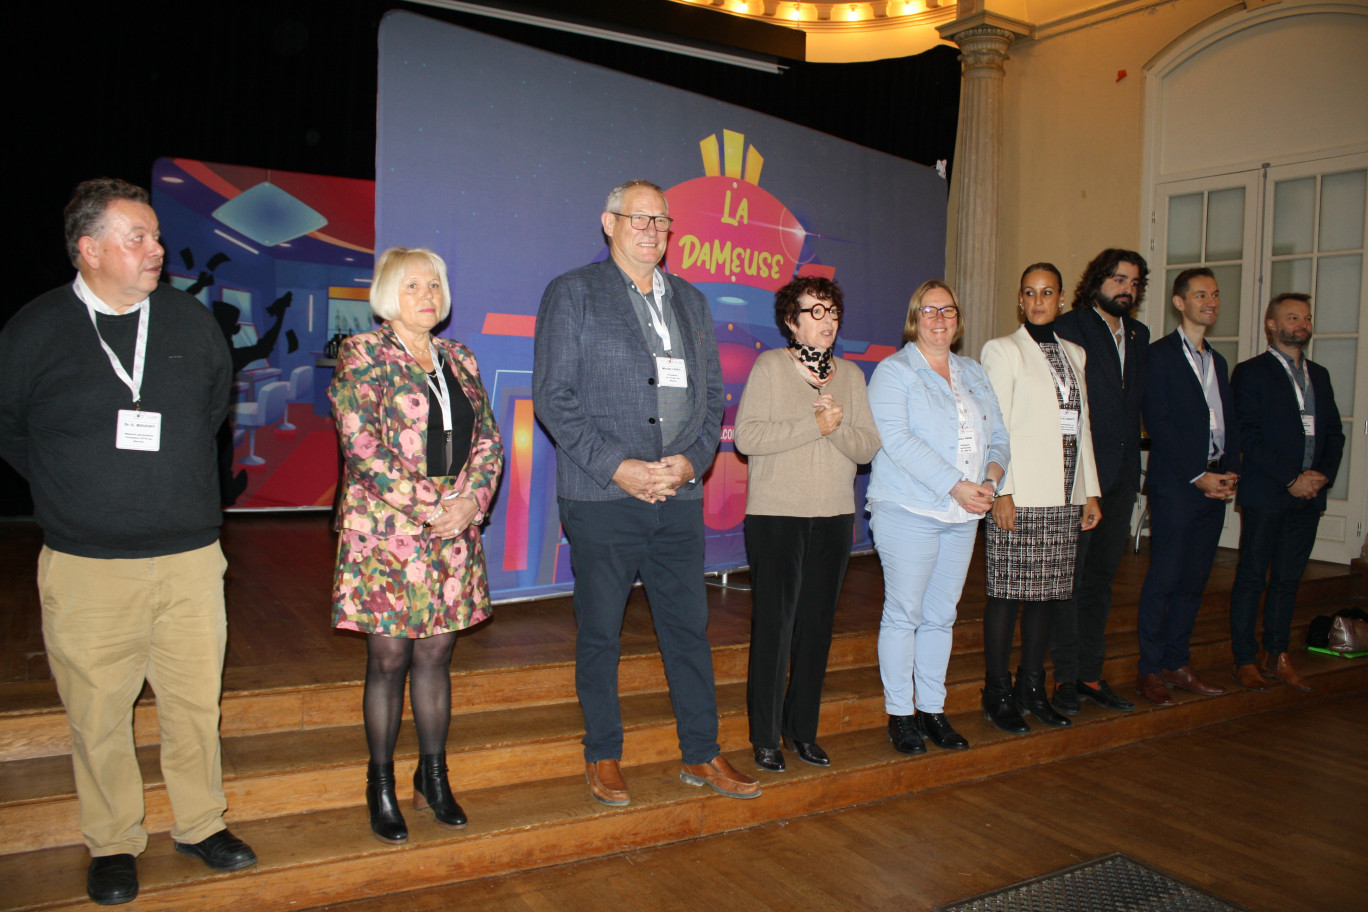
[984,438,1080,601]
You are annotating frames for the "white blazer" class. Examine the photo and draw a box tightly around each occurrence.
[980,325,1101,508]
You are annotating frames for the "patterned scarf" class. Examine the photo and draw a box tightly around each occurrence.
[788,339,836,388]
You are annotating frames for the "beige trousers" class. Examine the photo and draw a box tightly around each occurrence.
[39,542,229,856]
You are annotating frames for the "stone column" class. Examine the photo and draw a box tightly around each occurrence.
[938,12,1030,359]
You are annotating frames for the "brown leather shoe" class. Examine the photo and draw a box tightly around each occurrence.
[679,754,761,799]
[1259,651,1314,693]
[1135,673,1174,706]
[586,759,630,806]
[1159,665,1228,696]
[1232,664,1269,692]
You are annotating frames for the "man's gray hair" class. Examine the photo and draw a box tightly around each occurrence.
[604,179,667,215]
[64,178,150,267]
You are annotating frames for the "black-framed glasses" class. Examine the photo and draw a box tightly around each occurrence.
[917,305,959,319]
[799,303,842,321]
[612,212,673,231]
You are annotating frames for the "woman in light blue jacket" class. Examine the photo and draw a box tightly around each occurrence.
[867,280,1009,755]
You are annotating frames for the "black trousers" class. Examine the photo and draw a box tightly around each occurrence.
[1050,478,1138,683]
[744,513,853,748]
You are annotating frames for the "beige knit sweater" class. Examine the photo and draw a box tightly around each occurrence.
[733,347,881,517]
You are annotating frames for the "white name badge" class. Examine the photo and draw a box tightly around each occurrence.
[656,357,688,388]
[116,410,162,451]
[1059,409,1080,436]
[1301,414,1315,436]
[1209,407,1218,431]
[957,427,978,454]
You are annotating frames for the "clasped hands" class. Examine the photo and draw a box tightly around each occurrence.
[428,494,478,540]
[1287,469,1328,500]
[1195,471,1240,501]
[614,454,695,503]
[813,394,843,436]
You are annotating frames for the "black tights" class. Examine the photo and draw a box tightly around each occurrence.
[984,596,1061,680]
[363,631,457,762]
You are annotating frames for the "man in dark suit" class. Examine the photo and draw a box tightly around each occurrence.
[1050,249,1150,715]
[533,179,759,806]
[1135,267,1240,706]
[1229,293,1344,693]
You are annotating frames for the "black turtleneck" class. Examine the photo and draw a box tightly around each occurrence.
[1025,320,1057,343]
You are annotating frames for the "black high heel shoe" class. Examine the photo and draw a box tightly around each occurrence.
[366,761,408,844]
[414,753,468,829]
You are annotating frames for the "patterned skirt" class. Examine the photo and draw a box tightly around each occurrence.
[984,440,1080,601]
[331,527,491,638]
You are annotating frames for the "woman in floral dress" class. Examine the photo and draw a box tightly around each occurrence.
[329,247,502,844]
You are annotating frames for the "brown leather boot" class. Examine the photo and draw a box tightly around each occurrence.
[1232,664,1269,692]
[1258,651,1313,692]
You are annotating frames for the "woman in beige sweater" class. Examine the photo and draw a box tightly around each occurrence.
[734,277,880,773]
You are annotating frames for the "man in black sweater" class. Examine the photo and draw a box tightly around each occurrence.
[1049,249,1151,715]
[0,179,256,905]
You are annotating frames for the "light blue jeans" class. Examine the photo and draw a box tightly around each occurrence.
[870,503,979,715]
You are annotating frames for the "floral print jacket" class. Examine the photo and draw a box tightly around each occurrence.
[330,325,503,537]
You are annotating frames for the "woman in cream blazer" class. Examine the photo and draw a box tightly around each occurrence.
[979,263,1101,735]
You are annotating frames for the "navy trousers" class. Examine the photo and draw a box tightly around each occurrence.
[1136,487,1225,676]
[559,497,720,765]
[1228,501,1321,665]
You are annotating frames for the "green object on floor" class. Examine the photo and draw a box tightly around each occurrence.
[1308,645,1368,659]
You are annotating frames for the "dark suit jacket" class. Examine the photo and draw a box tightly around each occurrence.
[532,258,724,502]
[1232,350,1344,511]
[1055,306,1149,492]
[1142,329,1240,502]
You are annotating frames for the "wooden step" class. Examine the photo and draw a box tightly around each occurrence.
[0,596,1357,858]
[5,649,1365,912]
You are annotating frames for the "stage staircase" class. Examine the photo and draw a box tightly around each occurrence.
[2,553,1365,911]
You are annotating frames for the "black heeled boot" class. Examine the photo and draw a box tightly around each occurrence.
[366,761,408,844]
[1015,668,1072,728]
[982,674,1030,735]
[414,753,468,829]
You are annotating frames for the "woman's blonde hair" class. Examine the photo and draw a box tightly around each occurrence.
[369,247,452,322]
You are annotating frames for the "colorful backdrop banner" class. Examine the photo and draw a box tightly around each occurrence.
[376,11,947,601]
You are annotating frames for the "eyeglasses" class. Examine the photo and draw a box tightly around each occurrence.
[612,212,674,232]
[799,303,842,321]
[917,305,959,319]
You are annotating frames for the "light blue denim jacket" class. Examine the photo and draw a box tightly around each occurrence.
[866,342,1010,513]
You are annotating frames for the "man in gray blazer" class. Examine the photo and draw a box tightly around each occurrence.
[533,179,759,807]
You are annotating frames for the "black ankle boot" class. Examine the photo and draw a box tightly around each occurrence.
[414,753,467,829]
[1015,668,1072,728]
[366,761,408,844]
[982,674,1030,735]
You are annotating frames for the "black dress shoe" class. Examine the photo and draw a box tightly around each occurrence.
[982,678,1030,735]
[887,714,926,755]
[87,854,138,905]
[782,737,830,767]
[1015,670,1071,728]
[753,746,786,772]
[1077,679,1136,712]
[173,828,258,871]
[1051,682,1081,716]
[915,712,969,750]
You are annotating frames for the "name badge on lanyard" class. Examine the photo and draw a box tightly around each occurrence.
[657,356,688,388]
[1059,409,1080,436]
[957,426,978,454]
[85,296,161,452]
[117,410,162,451]
[1270,347,1315,438]
[1046,355,1077,437]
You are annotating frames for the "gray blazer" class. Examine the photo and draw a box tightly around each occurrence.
[533,259,724,501]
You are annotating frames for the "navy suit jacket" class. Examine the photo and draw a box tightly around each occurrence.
[1142,329,1240,503]
[1232,350,1344,511]
[1055,306,1149,493]
[532,258,724,501]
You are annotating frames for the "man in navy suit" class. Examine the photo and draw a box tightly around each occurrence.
[533,179,759,806]
[1229,293,1344,693]
[1135,267,1240,706]
[1050,250,1150,715]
